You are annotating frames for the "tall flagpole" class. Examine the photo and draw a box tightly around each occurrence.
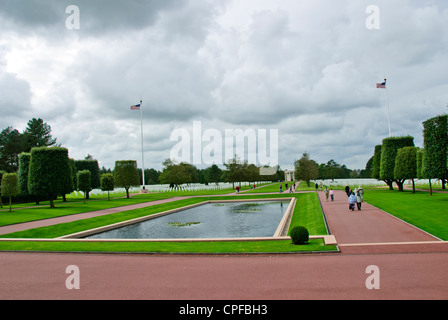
[385,78,391,137]
[139,99,145,189]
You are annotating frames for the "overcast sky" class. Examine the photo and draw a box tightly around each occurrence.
[1,0,447,172]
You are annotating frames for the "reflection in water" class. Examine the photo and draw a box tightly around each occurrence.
[85,201,288,239]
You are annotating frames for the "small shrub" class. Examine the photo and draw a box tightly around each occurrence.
[290,226,309,245]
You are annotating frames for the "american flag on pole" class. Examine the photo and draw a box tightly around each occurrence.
[130,104,141,110]
[376,80,386,89]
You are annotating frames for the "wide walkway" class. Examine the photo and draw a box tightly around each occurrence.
[0,187,447,300]
[317,189,445,254]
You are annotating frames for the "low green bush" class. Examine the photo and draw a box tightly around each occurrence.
[290,226,309,245]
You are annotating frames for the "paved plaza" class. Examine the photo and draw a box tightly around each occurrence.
[0,189,447,300]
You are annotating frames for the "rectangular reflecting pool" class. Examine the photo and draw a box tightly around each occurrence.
[83,200,290,240]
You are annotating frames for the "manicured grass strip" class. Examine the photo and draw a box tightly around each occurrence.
[363,189,448,240]
[0,193,177,227]
[0,239,337,253]
[288,192,328,236]
[243,182,292,193]
[296,181,318,191]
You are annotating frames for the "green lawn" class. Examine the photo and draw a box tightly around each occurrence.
[0,193,177,227]
[0,183,270,218]
[243,181,321,193]
[363,188,448,240]
[0,238,334,253]
[243,182,292,193]
[288,192,327,235]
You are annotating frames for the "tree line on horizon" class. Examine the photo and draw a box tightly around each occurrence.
[0,118,58,173]
[294,154,373,187]
[5,112,444,210]
[137,157,284,189]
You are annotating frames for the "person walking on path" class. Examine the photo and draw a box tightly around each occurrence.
[345,185,350,196]
[280,185,283,193]
[315,183,318,192]
[324,187,329,201]
[348,192,356,211]
[329,188,334,201]
[356,189,363,211]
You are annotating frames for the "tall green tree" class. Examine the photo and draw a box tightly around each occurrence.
[423,115,448,190]
[360,156,373,178]
[245,163,259,185]
[75,159,100,199]
[1,173,20,212]
[416,148,434,195]
[28,147,72,208]
[0,127,25,172]
[0,170,5,208]
[159,159,199,189]
[18,153,31,195]
[294,153,318,187]
[17,152,41,204]
[146,168,161,185]
[379,136,414,190]
[394,146,419,193]
[138,168,161,185]
[371,145,382,180]
[114,160,140,198]
[223,155,244,189]
[101,173,114,200]
[23,118,58,151]
[62,158,77,202]
[0,119,59,172]
[416,148,425,180]
[77,170,91,204]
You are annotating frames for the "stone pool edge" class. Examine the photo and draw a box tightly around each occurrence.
[57,198,296,241]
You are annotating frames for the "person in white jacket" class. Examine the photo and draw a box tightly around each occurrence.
[348,192,356,211]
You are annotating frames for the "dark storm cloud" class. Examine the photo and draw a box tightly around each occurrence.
[0,0,183,36]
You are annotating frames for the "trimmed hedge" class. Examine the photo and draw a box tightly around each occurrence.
[28,147,72,208]
[379,136,414,190]
[290,226,309,245]
[423,115,448,180]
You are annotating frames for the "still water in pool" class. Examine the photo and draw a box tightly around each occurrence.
[85,201,288,239]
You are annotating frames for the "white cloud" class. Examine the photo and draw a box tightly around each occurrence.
[1,0,448,172]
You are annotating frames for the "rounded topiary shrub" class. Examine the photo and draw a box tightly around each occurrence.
[290,226,309,245]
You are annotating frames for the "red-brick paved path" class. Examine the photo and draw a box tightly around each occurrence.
[318,190,443,254]
[0,189,447,300]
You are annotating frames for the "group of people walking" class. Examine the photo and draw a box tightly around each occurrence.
[323,187,334,202]
[319,183,364,212]
[280,182,296,193]
[346,185,364,211]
